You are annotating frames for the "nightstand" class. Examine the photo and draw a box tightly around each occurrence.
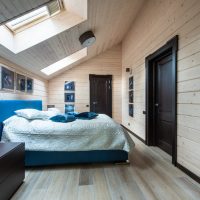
[0,143,25,200]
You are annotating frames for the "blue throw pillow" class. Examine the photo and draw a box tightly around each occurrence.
[65,114,76,122]
[75,112,98,120]
[50,115,67,123]
[50,114,76,123]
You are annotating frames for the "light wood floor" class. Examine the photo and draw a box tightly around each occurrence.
[12,135,200,200]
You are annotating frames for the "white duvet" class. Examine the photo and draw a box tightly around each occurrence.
[2,114,134,152]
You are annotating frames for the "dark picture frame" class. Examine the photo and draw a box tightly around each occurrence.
[129,104,134,117]
[129,90,134,103]
[65,93,75,102]
[16,74,26,92]
[1,66,15,90]
[129,76,133,90]
[64,81,75,91]
[65,104,75,113]
[26,77,33,93]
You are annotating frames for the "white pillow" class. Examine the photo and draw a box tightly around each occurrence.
[42,110,58,118]
[47,108,61,115]
[15,109,47,120]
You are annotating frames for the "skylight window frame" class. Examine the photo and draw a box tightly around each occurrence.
[41,48,88,76]
[4,0,62,34]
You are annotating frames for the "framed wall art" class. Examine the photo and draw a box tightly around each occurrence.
[128,76,134,117]
[0,66,15,90]
[65,93,75,102]
[129,104,134,117]
[129,90,133,103]
[26,77,33,93]
[129,76,133,90]
[64,81,75,91]
[16,73,26,92]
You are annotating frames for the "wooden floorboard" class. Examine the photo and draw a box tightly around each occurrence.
[11,134,200,200]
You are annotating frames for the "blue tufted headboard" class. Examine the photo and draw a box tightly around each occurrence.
[0,100,42,140]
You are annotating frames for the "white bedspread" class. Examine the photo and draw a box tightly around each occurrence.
[2,114,134,152]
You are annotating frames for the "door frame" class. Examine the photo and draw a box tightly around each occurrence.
[89,74,112,117]
[145,35,178,165]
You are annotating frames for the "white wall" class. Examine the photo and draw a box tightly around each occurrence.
[48,45,122,123]
[122,0,200,176]
[0,57,48,110]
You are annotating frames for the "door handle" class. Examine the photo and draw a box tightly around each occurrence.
[155,103,159,107]
[93,102,97,105]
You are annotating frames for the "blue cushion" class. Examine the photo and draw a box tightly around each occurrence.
[65,114,76,122]
[0,122,3,141]
[75,112,98,120]
[50,114,76,123]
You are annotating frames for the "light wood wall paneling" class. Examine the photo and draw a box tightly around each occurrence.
[48,45,122,123]
[122,0,200,176]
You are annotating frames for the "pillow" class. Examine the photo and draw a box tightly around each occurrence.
[50,114,76,123]
[47,108,61,115]
[75,112,98,120]
[15,109,47,120]
[66,115,76,122]
[43,110,59,118]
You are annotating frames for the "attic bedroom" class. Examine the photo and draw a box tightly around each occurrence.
[0,0,199,199]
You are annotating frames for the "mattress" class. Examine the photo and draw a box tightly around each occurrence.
[2,114,134,152]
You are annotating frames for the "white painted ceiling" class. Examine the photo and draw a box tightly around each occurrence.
[0,0,144,79]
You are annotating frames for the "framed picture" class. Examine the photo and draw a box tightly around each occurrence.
[65,104,75,113]
[129,90,134,103]
[129,104,134,117]
[0,66,15,90]
[129,76,134,90]
[65,93,75,102]
[16,74,26,92]
[26,77,33,93]
[64,81,75,91]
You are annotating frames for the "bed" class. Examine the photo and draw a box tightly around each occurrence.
[0,100,133,166]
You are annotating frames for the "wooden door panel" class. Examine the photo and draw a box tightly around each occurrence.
[155,54,173,155]
[157,120,172,155]
[89,75,112,117]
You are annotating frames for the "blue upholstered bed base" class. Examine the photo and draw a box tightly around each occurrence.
[0,100,128,166]
[25,150,128,166]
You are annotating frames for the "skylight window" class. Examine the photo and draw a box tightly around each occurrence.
[41,48,87,75]
[5,0,61,33]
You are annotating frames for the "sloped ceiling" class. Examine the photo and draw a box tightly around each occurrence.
[0,0,54,25]
[0,0,144,79]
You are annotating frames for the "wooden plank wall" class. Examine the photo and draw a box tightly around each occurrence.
[0,57,48,110]
[48,45,122,123]
[122,0,200,176]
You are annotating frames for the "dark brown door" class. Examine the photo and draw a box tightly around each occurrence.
[155,54,173,155]
[89,74,112,117]
[146,36,178,164]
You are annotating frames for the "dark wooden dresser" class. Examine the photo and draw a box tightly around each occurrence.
[0,143,25,200]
